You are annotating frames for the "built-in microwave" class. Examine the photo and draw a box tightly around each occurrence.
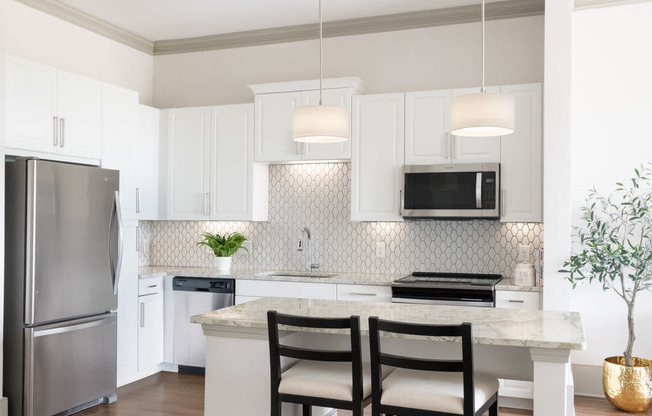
[401,163,500,219]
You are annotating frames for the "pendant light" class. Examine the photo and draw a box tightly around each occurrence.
[292,0,349,143]
[450,0,515,137]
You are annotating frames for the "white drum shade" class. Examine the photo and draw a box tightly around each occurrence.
[450,93,515,137]
[292,105,349,143]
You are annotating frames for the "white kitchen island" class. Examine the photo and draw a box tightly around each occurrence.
[191,297,585,416]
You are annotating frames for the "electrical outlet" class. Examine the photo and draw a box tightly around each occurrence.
[517,244,531,262]
[375,242,386,258]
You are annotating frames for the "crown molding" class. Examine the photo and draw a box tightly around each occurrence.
[574,0,651,10]
[15,0,154,54]
[154,0,544,55]
[14,0,543,56]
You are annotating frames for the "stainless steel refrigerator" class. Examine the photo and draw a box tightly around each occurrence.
[4,158,122,416]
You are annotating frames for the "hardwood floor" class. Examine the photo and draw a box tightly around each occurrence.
[76,372,651,415]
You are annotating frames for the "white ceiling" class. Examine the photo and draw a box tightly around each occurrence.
[54,0,494,41]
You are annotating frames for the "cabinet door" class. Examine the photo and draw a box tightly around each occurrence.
[500,83,542,222]
[300,88,353,161]
[165,107,211,220]
[136,105,160,220]
[336,284,392,302]
[5,55,58,153]
[254,91,302,162]
[405,90,451,165]
[101,83,139,218]
[451,86,501,163]
[138,292,164,372]
[210,104,254,220]
[351,93,405,222]
[56,69,102,159]
[495,290,541,310]
[117,225,139,384]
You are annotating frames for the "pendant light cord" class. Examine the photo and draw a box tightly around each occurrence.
[319,0,323,105]
[481,0,486,93]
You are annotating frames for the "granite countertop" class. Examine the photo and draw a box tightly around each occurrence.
[138,266,402,286]
[138,266,542,291]
[190,297,584,350]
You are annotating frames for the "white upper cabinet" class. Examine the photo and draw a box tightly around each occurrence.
[5,55,102,160]
[163,107,212,220]
[254,91,302,162]
[404,89,451,165]
[249,77,365,163]
[351,93,405,222]
[301,88,353,161]
[210,104,268,221]
[499,83,543,223]
[450,86,501,164]
[160,104,268,221]
[135,105,160,220]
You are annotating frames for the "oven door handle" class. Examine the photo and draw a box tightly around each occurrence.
[391,297,494,307]
[476,172,482,209]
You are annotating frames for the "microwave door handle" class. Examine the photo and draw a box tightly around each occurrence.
[476,173,482,209]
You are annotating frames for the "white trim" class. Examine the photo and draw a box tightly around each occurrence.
[248,77,366,95]
[530,348,571,363]
[201,324,268,340]
[575,0,651,10]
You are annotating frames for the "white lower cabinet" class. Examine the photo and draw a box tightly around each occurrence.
[117,224,139,385]
[138,277,164,373]
[235,280,337,303]
[336,284,392,302]
[495,289,541,310]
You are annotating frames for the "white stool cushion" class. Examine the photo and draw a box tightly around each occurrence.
[380,368,499,414]
[278,361,372,402]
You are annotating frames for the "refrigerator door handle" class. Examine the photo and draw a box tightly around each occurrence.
[109,191,124,295]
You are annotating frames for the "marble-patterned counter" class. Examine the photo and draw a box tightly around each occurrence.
[191,297,582,350]
[139,266,542,292]
[138,266,401,286]
[195,297,584,416]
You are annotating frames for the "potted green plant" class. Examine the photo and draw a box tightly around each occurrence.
[197,232,248,272]
[562,165,652,412]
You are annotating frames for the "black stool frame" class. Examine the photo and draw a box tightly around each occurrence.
[267,310,371,416]
[369,317,498,416]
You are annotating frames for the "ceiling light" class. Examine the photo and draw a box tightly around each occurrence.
[292,0,349,143]
[450,0,515,137]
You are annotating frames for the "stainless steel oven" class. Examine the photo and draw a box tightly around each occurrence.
[391,272,503,307]
[401,163,500,219]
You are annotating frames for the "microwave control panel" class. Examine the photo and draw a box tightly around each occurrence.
[481,172,497,209]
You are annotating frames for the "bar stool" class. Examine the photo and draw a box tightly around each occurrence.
[368,317,499,416]
[267,310,372,416]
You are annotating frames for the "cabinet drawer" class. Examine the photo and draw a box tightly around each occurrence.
[337,284,392,302]
[495,290,540,310]
[236,280,336,300]
[138,277,163,296]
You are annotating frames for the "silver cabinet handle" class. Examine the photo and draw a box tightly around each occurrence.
[445,132,450,158]
[452,134,456,159]
[349,292,376,297]
[140,302,145,327]
[508,299,525,303]
[53,116,59,146]
[136,188,140,214]
[59,118,65,148]
[295,141,302,155]
[399,189,403,216]
[204,193,210,216]
[147,284,158,289]
[501,189,506,217]
[136,226,140,252]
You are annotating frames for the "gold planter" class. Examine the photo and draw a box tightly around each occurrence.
[603,356,652,412]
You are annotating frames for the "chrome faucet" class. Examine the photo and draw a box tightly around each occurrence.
[297,227,319,272]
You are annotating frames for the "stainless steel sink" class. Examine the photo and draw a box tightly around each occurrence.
[261,271,337,278]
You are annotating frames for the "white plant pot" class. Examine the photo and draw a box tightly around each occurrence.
[215,256,232,272]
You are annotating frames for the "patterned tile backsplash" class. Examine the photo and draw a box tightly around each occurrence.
[139,163,543,277]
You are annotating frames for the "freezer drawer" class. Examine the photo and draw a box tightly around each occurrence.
[25,313,117,416]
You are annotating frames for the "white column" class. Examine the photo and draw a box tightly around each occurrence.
[530,348,573,416]
[543,0,574,312]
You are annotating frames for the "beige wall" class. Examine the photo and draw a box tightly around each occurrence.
[4,1,154,105]
[153,16,544,108]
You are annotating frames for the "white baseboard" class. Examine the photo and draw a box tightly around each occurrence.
[0,397,7,416]
[572,364,605,398]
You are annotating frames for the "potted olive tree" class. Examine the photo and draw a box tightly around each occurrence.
[563,165,652,412]
[197,232,248,272]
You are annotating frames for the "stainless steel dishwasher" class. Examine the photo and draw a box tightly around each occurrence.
[172,276,235,373]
